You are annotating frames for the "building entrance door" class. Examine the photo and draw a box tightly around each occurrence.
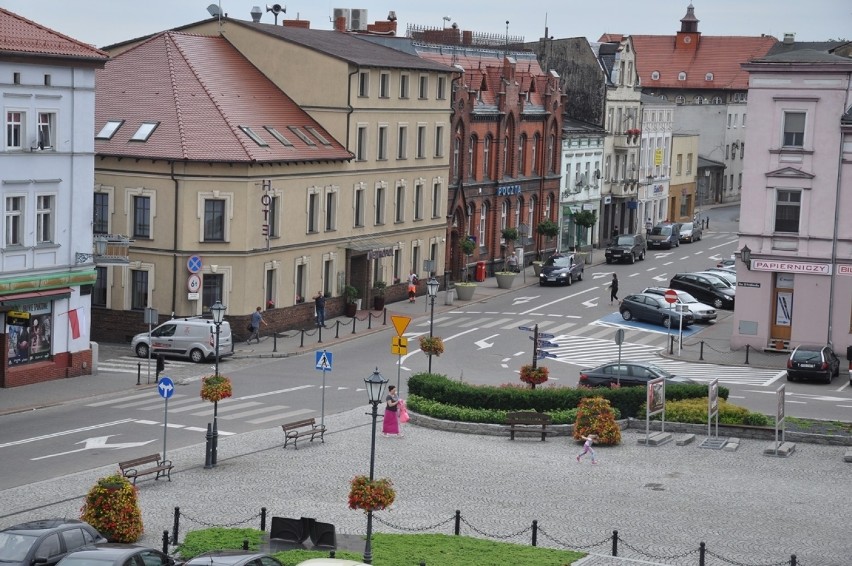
[769,273,794,348]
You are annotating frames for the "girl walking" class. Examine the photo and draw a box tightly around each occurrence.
[576,434,598,464]
[609,273,619,305]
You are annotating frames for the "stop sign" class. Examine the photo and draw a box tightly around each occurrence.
[664,289,678,304]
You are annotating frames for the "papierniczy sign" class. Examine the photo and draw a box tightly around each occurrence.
[750,260,831,275]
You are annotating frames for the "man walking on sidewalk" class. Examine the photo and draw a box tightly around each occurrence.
[247,306,267,344]
[313,291,326,328]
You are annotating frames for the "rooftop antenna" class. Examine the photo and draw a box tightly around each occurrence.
[505,20,510,57]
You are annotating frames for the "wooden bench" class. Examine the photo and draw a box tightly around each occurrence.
[282,418,327,450]
[505,411,553,441]
[118,453,173,485]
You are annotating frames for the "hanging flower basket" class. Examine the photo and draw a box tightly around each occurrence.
[519,364,549,387]
[348,475,396,512]
[200,374,232,403]
[418,336,445,356]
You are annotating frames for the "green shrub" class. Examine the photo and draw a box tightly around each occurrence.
[178,528,263,560]
[406,395,617,424]
[648,398,765,426]
[573,397,621,445]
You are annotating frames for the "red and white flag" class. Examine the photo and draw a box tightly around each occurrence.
[68,309,81,339]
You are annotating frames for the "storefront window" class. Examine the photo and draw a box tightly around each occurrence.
[7,301,53,366]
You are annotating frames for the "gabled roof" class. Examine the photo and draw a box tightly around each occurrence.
[95,31,351,164]
[631,34,777,90]
[0,7,107,64]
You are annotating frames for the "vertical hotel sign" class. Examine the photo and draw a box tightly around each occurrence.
[261,180,272,251]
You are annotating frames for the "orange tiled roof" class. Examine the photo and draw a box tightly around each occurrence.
[95,32,351,163]
[631,34,777,90]
[0,7,107,62]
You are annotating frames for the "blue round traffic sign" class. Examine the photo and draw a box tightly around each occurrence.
[157,377,175,399]
[187,255,203,273]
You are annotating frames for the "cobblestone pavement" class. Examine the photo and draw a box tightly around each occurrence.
[1,408,849,566]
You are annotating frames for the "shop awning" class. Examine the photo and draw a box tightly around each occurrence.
[0,288,72,304]
[343,235,401,254]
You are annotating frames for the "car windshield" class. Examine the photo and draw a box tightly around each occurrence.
[0,533,37,561]
[651,226,671,236]
[645,363,673,378]
[615,236,635,246]
[681,223,693,231]
[546,256,572,268]
[677,292,698,304]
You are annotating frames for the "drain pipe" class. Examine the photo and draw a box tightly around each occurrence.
[170,161,179,315]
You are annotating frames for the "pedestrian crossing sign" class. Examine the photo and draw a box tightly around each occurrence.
[315,350,332,371]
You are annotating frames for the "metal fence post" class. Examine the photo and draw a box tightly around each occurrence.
[454,510,461,535]
[699,341,704,361]
[162,531,170,554]
[383,308,387,325]
[171,507,180,545]
[699,542,705,566]
[790,555,797,566]
[273,334,277,353]
[531,520,538,546]
[260,507,266,531]
[745,344,750,365]
[669,335,675,355]
[352,316,357,334]
[335,320,341,339]
[300,329,305,348]
[612,529,618,556]
[368,312,373,329]
[318,325,323,344]
[137,363,141,386]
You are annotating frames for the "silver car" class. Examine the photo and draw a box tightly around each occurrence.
[642,287,717,323]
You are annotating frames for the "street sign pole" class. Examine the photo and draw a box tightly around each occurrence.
[315,350,333,428]
[157,376,174,462]
[614,329,625,386]
[163,395,169,461]
[531,324,539,369]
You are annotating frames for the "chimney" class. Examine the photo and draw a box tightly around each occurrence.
[335,16,347,32]
[366,20,397,35]
[283,19,310,29]
[783,33,795,44]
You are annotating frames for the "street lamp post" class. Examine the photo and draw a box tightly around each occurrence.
[363,368,388,565]
[426,277,439,373]
[210,300,226,467]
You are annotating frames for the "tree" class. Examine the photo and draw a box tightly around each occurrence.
[536,219,559,258]
[572,210,597,247]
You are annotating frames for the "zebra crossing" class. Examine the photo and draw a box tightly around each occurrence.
[97,355,201,378]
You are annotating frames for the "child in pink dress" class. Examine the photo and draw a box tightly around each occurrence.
[576,434,598,464]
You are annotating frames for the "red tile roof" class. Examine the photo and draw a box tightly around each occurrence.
[0,7,108,62]
[631,35,777,90]
[95,32,351,163]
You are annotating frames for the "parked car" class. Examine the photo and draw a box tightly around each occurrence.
[716,257,736,269]
[669,273,736,309]
[678,221,702,243]
[641,287,717,323]
[538,253,584,286]
[131,317,233,363]
[605,233,646,264]
[57,544,179,566]
[786,344,840,383]
[647,223,681,249]
[619,293,695,328]
[578,361,697,388]
[702,268,737,285]
[186,551,283,566]
[0,519,106,566]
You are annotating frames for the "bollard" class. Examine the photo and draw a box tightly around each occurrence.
[300,330,305,348]
[162,530,170,554]
[137,363,141,386]
[260,507,267,531]
[335,320,341,339]
[790,554,796,566]
[612,529,619,557]
[383,308,387,326]
[699,340,705,361]
[531,520,538,547]
[204,424,213,469]
[669,335,675,355]
[699,542,705,566]
[172,507,180,546]
[368,312,373,330]
[352,315,357,334]
[745,344,750,365]
[273,333,277,353]
[454,510,461,535]
[242,539,249,551]
[211,419,219,466]
[318,325,323,344]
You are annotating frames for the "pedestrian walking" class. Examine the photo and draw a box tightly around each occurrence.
[313,290,326,327]
[407,270,418,303]
[382,385,403,437]
[246,306,267,344]
[609,273,619,305]
[507,251,519,272]
[645,217,653,236]
[576,434,598,464]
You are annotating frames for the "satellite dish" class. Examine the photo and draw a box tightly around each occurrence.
[207,4,221,17]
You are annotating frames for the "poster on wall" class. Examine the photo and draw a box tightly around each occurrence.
[6,300,53,366]
[775,292,793,326]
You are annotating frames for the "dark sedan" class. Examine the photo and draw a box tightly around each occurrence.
[786,345,840,383]
[538,253,584,286]
[579,361,697,388]
[0,519,106,566]
[619,293,695,328]
[57,544,179,566]
[185,551,284,566]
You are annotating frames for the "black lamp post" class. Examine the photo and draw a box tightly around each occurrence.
[362,367,387,565]
[426,277,439,373]
[209,300,226,468]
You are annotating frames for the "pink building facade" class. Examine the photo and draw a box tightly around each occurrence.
[732,51,852,358]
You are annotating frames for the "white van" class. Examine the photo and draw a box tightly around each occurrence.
[131,318,233,363]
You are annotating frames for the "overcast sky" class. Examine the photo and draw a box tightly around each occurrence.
[4,0,849,49]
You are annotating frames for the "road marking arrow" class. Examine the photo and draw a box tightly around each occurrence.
[582,299,598,308]
[474,334,499,349]
[512,295,540,305]
[32,435,157,461]
[652,274,669,282]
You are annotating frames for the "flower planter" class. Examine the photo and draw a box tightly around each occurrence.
[344,302,357,317]
[495,272,516,289]
[532,262,544,277]
[454,284,476,301]
[373,296,385,311]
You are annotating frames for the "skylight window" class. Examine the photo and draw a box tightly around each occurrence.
[239,126,269,147]
[96,120,124,140]
[130,121,159,142]
[288,126,316,146]
[264,126,293,147]
[305,126,331,146]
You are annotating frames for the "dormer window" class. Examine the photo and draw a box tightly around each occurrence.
[705,72,714,81]
[678,72,687,81]
[650,71,660,80]
[675,95,685,105]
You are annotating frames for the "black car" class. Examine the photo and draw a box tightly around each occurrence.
[538,253,584,286]
[619,293,695,328]
[185,551,284,566]
[647,223,681,249]
[57,544,179,566]
[669,273,735,309]
[786,344,840,384]
[605,233,647,264]
[0,520,106,566]
[578,361,697,388]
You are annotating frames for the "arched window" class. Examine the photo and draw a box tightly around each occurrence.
[501,200,508,238]
[479,202,488,247]
[466,203,475,237]
[548,134,557,173]
[531,133,540,175]
[528,196,536,232]
[468,135,477,180]
[483,135,492,179]
[515,197,522,229]
[518,134,527,176]
[503,136,509,177]
[545,194,553,220]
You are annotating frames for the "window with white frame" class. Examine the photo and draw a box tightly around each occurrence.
[325,189,337,231]
[377,125,388,160]
[479,203,487,247]
[503,136,509,176]
[307,191,319,233]
[375,185,385,224]
[518,134,526,176]
[93,267,107,307]
[356,125,368,161]
[397,125,407,159]
[437,76,447,99]
[675,95,685,105]
[203,199,226,241]
[416,125,426,158]
[676,154,683,176]
[435,125,444,157]
[323,257,334,296]
[5,111,24,149]
[451,135,460,181]
[399,74,409,98]
[5,196,23,246]
[130,269,149,310]
[775,190,801,233]
[202,273,223,313]
[37,112,55,149]
[531,134,539,174]
[354,185,365,227]
[515,198,521,228]
[414,181,423,220]
[466,203,474,237]
[686,153,693,175]
[483,135,492,179]
[783,112,805,147]
[411,244,421,275]
[527,197,535,230]
[431,181,441,219]
[500,201,507,240]
[468,135,476,179]
[395,184,405,223]
[133,195,151,238]
[93,192,110,235]
[295,262,307,304]
[358,71,369,97]
[545,194,552,219]
[266,267,277,308]
[36,195,53,244]
[379,72,390,98]
[418,75,428,99]
[393,247,402,282]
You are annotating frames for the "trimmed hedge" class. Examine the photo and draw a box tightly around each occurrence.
[406,395,617,425]
[407,373,728,419]
[649,398,772,426]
